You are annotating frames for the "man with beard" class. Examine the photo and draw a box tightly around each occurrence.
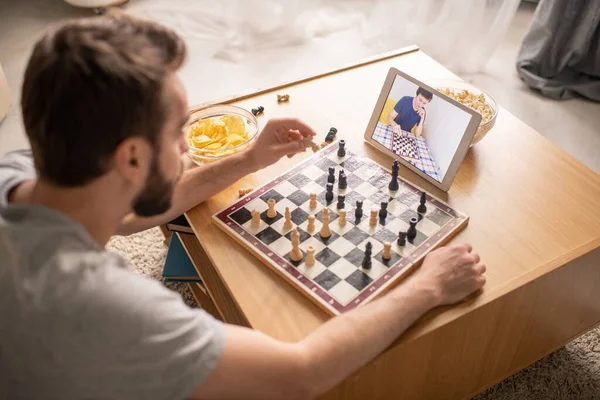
[0,14,486,400]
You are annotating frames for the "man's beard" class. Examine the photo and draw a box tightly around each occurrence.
[132,156,180,217]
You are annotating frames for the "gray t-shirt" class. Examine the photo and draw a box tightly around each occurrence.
[0,150,226,399]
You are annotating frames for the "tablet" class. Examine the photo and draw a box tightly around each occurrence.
[363,68,482,191]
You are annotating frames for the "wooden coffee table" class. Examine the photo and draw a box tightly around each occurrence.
[176,46,600,399]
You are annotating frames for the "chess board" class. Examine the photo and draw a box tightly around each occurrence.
[213,144,469,315]
[392,132,419,161]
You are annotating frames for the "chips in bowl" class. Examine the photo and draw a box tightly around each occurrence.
[185,105,259,165]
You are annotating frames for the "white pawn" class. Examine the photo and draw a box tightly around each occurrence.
[309,193,317,209]
[267,198,277,218]
[338,209,347,227]
[305,246,316,266]
[307,215,316,233]
[283,207,292,231]
[320,208,331,238]
[382,242,392,260]
[251,209,261,228]
[369,209,378,226]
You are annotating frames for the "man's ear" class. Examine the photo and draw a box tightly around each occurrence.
[113,137,152,185]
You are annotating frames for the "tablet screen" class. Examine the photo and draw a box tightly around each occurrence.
[370,74,474,183]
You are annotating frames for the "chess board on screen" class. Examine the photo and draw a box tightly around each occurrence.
[213,143,469,315]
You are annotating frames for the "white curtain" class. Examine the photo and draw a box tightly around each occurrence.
[124,0,521,73]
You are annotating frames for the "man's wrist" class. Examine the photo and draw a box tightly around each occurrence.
[391,278,440,311]
[238,148,262,173]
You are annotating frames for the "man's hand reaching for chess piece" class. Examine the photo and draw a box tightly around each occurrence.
[248,117,317,169]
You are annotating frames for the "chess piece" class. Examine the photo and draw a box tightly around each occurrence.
[320,209,331,238]
[251,209,261,228]
[289,229,303,262]
[283,207,292,231]
[382,242,392,260]
[398,231,407,246]
[267,199,277,218]
[238,187,253,197]
[417,191,427,214]
[310,141,320,152]
[338,169,344,181]
[407,217,418,241]
[355,200,363,219]
[362,242,373,269]
[338,173,347,190]
[307,215,316,232]
[251,106,264,116]
[369,209,378,226]
[337,140,346,157]
[305,246,315,266]
[327,167,336,184]
[337,194,345,210]
[379,201,388,220]
[325,183,334,203]
[277,93,290,103]
[325,127,337,143]
[309,192,317,209]
[338,209,347,227]
[389,160,400,191]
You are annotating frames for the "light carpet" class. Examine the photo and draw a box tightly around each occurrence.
[107,228,600,400]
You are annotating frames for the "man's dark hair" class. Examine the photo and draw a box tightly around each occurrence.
[416,87,433,101]
[21,14,187,187]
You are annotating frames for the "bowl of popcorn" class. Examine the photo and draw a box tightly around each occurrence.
[435,80,498,146]
[185,104,259,165]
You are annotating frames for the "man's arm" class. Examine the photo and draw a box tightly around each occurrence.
[387,109,399,128]
[415,108,426,137]
[117,118,317,236]
[192,243,486,400]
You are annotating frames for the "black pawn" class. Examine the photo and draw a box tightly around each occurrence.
[407,217,418,241]
[338,173,347,189]
[397,231,407,246]
[417,191,427,214]
[379,201,388,220]
[362,242,373,269]
[327,167,335,184]
[325,127,337,143]
[337,194,345,210]
[251,106,264,116]
[355,200,363,219]
[388,160,400,191]
[325,183,334,203]
[337,140,346,157]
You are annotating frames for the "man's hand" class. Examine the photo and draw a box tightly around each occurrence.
[407,243,486,306]
[392,125,402,134]
[417,108,426,120]
[247,118,317,170]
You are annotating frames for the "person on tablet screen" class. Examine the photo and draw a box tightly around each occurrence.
[387,87,433,137]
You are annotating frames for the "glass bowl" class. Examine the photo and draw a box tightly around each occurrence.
[185,104,259,165]
[431,79,498,146]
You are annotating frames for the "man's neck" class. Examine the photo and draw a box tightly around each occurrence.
[29,178,130,247]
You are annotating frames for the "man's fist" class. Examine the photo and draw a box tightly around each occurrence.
[409,243,486,306]
[247,118,317,170]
